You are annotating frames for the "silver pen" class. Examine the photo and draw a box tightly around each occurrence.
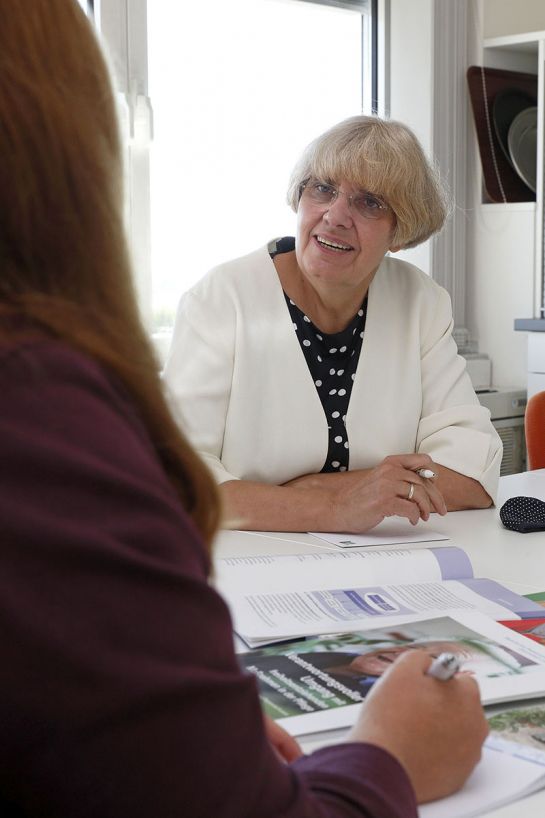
[415,468,436,479]
[426,652,460,681]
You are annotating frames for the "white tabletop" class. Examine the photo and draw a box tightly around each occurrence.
[213,470,545,817]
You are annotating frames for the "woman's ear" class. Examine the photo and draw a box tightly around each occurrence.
[389,226,401,254]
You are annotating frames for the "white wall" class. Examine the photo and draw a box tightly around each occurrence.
[466,1,543,388]
[483,0,545,38]
[389,0,433,153]
[466,205,534,388]
[388,0,433,276]
[389,0,540,389]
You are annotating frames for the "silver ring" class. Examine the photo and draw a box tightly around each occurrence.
[407,483,415,501]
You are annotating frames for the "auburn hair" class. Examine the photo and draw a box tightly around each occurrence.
[0,0,220,547]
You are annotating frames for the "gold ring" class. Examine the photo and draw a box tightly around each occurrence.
[407,483,415,501]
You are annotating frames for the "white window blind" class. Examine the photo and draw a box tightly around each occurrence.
[292,0,370,12]
[98,0,377,351]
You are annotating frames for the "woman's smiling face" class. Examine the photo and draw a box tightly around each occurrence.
[295,178,397,295]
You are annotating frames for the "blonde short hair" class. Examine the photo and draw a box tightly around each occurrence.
[286,115,449,249]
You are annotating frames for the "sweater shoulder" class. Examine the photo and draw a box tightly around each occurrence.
[186,244,275,301]
[376,256,450,311]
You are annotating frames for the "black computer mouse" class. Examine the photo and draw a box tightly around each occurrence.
[500,496,545,533]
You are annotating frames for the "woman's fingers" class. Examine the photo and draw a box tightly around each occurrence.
[401,481,432,521]
[329,455,448,531]
[393,460,447,518]
[264,715,303,763]
[400,479,446,519]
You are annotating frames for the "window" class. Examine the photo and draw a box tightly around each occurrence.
[76,0,94,16]
[98,0,377,342]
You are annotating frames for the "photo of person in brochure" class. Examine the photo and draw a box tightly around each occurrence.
[239,616,538,720]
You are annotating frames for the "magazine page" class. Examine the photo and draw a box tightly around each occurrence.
[418,747,545,818]
[487,702,545,760]
[239,612,545,737]
[420,703,545,818]
[226,574,543,647]
[215,544,473,599]
[498,617,545,646]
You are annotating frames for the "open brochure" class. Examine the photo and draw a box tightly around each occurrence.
[420,703,545,818]
[214,546,544,648]
[238,612,545,737]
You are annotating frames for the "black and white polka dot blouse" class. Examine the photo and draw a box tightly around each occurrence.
[269,237,367,473]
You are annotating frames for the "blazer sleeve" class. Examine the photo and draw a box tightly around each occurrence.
[416,286,502,502]
[163,282,240,484]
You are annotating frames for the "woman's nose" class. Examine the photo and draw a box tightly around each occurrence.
[323,192,354,227]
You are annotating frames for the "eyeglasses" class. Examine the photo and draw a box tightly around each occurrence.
[300,180,390,221]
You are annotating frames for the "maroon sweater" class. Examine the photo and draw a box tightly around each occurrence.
[0,340,417,818]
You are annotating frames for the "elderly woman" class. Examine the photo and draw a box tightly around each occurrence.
[164,115,502,532]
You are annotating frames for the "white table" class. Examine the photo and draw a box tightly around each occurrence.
[213,470,545,817]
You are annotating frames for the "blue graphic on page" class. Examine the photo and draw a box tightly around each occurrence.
[310,587,413,619]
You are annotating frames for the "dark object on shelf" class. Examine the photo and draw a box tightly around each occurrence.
[508,106,537,192]
[500,496,545,533]
[467,66,537,202]
[493,87,536,166]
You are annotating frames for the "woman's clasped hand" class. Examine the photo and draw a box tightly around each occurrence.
[286,453,447,531]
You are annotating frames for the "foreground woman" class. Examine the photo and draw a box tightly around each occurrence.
[0,2,487,816]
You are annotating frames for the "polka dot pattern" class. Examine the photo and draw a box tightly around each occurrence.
[269,235,367,473]
[500,496,545,533]
[284,291,367,472]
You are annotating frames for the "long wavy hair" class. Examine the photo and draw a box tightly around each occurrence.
[0,0,220,547]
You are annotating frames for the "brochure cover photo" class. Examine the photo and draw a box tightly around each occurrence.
[239,612,545,736]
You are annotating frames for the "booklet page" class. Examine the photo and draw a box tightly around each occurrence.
[215,545,474,597]
[229,577,541,647]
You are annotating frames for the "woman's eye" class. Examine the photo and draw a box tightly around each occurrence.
[360,194,381,210]
[315,183,334,196]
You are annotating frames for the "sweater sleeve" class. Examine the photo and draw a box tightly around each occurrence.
[0,341,416,818]
[163,279,241,484]
[416,285,502,502]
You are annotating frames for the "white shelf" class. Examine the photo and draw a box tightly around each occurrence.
[480,30,544,317]
[480,202,536,213]
[484,31,545,50]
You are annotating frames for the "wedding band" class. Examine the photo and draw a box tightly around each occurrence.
[407,483,415,501]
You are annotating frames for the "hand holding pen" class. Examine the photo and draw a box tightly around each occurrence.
[426,652,460,681]
[349,650,488,804]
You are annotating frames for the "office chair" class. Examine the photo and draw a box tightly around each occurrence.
[525,390,545,470]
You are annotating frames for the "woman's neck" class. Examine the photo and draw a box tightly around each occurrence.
[273,250,369,334]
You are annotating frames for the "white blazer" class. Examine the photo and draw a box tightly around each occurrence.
[164,243,502,501]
